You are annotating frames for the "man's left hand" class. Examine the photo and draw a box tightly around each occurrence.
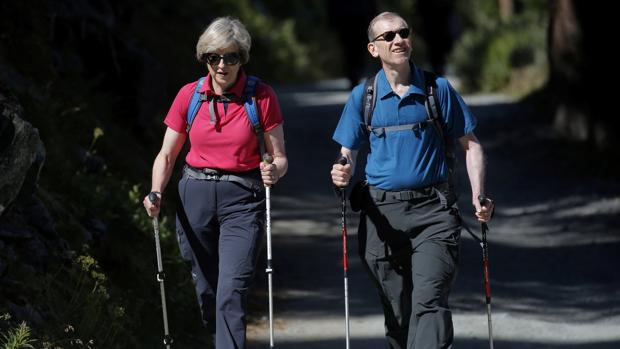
[474,197,495,223]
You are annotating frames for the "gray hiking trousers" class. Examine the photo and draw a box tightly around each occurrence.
[357,183,461,349]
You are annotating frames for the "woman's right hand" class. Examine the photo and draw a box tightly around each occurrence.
[143,192,162,218]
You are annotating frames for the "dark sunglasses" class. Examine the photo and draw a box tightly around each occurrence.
[373,28,410,42]
[203,52,241,66]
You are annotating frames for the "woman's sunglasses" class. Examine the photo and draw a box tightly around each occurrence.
[373,28,411,42]
[203,52,241,66]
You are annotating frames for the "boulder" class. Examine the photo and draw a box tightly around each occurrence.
[0,92,46,216]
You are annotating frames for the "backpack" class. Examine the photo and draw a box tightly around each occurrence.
[186,75,266,158]
[361,70,457,194]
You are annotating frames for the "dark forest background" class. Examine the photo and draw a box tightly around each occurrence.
[0,0,616,347]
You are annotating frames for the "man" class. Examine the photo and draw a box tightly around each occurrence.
[330,11,494,349]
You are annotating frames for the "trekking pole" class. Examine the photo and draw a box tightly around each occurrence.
[263,154,275,348]
[148,192,173,348]
[479,195,494,349]
[335,156,351,349]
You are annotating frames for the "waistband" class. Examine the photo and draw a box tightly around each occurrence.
[183,165,262,191]
[368,182,449,201]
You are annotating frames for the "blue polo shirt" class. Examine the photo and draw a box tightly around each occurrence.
[333,64,477,190]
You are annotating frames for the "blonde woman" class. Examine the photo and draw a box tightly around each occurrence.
[144,16,287,348]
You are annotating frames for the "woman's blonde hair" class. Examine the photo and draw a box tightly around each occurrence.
[196,17,251,64]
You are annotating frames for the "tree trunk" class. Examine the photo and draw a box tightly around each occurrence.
[548,0,615,149]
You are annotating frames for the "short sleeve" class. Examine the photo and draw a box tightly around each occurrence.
[436,77,477,139]
[257,83,283,132]
[163,82,197,134]
[332,84,368,150]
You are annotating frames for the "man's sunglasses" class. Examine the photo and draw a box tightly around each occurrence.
[373,28,411,42]
[202,52,241,66]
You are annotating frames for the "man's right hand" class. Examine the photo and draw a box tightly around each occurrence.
[331,162,352,188]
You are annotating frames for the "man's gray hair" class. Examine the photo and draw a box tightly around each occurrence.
[367,12,408,42]
[196,17,251,64]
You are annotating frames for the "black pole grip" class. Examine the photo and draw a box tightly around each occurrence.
[478,195,487,207]
[336,155,348,166]
[149,192,160,205]
[334,155,348,197]
[478,195,495,220]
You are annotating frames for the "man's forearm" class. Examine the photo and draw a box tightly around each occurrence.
[465,140,486,199]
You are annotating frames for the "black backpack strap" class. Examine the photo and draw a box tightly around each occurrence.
[362,72,379,132]
[423,71,453,151]
[423,70,457,193]
[423,71,444,139]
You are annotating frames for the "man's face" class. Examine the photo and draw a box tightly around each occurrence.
[368,18,411,66]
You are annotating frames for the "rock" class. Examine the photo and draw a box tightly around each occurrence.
[0,257,6,277]
[0,222,34,239]
[83,216,108,241]
[0,105,15,153]
[8,301,44,327]
[20,236,50,272]
[22,195,56,239]
[0,92,46,216]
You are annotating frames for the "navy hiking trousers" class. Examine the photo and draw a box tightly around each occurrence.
[176,167,265,349]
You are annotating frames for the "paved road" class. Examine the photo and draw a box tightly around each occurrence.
[246,79,620,349]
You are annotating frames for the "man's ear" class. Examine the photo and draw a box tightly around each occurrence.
[367,42,378,58]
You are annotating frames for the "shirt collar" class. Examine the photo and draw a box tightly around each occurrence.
[376,61,426,99]
[201,69,247,98]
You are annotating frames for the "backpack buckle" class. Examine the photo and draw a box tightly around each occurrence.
[371,127,385,137]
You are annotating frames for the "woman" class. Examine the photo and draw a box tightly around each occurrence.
[143,16,287,348]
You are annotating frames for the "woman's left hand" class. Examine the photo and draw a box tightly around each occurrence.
[260,161,279,186]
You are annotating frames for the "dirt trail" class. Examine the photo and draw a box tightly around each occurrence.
[247,79,620,349]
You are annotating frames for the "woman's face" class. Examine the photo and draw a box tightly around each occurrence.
[205,46,242,92]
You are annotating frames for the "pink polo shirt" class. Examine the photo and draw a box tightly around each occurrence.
[164,71,283,172]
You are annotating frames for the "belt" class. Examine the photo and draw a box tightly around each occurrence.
[183,165,262,191]
[368,182,448,201]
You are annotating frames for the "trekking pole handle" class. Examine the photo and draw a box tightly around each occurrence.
[336,156,348,166]
[263,153,274,165]
[478,195,495,221]
[148,191,160,205]
[335,156,348,195]
[478,195,488,207]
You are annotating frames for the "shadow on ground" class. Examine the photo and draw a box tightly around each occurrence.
[249,337,620,349]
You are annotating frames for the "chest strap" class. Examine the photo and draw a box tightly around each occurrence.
[365,120,433,137]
